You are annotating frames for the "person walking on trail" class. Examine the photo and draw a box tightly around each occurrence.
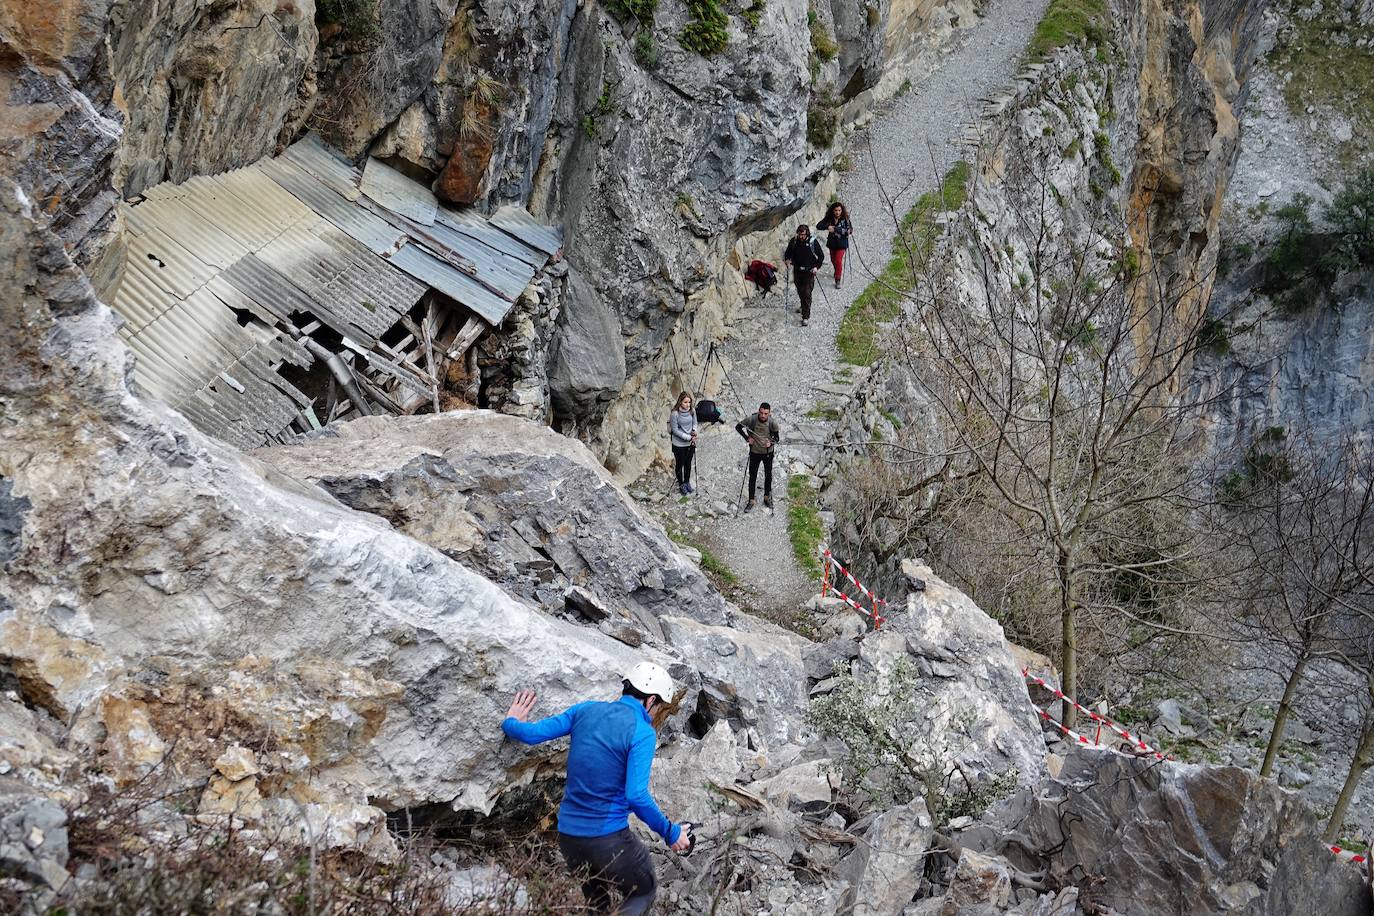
[501,662,691,915]
[816,201,853,289]
[735,402,781,512]
[783,224,824,327]
[668,391,699,496]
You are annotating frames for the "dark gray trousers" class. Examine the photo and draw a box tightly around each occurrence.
[558,829,656,915]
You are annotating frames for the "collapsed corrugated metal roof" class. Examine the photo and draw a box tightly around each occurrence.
[113,135,562,450]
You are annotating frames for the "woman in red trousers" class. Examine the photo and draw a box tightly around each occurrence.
[816,201,853,288]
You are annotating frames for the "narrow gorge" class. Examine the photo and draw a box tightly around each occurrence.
[3,0,1374,912]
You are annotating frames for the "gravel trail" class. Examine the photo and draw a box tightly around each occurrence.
[635,0,1052,620]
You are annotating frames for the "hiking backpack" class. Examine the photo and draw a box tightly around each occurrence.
[696,399,724,424]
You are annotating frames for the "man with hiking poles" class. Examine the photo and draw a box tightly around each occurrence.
[736,402,781,513]
[501,661,691,914]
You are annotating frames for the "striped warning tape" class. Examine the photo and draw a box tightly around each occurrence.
[1022,668,1169,762]
[1032,702,1367,872]
[1330,845,1369,866]
[831,585,887,628]
[821,548,890,609]
[1028,674,1370,870]
[1033,702,1098,746]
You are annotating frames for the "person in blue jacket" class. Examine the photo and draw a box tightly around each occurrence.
[502,661,690,914]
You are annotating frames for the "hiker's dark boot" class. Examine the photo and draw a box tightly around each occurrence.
[745,499,756,513]
[763,494,774,509]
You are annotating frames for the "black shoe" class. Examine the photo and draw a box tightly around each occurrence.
[764,495,774,509]
[745,499,756,513]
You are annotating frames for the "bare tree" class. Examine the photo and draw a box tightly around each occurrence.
[1215,433,1374,778]
[865,148,1233,725]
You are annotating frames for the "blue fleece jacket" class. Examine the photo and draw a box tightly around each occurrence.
[502,696,681,844]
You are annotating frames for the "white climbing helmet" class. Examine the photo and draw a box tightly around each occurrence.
[625,661,675,702]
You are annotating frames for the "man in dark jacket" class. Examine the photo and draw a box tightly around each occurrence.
[736,402,781,511]
[783,224,824,326]
[502,662,690,915]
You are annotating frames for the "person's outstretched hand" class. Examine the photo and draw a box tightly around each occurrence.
[506,689,537,722]
[670,827,692,852]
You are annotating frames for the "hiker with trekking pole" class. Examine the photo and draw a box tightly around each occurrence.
[501,662,694,915]
[735,402,781,513]
[783,224,825,327]
[668,391,699,496]
[816,201,853,289]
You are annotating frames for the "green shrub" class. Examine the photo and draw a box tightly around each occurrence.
[633,30,659,68]
[317,0,381,43]
[787,476,825,579]
[1197,316,1230,355]
[1025,0,1108,63]
[608,0,657,26]
[809,5,839,60]
[741,0,765,28]
[806,100,839,147]
[1325,167,1374,272]
[680,0,730,54]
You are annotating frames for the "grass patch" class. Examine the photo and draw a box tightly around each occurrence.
[1271,0,1374,164]
[787,476,825,579]
[667,529,739,585]
[836,161,969,365]
[316,0,381,44]
[807,96,840,147]
[809,5,839,60]
[680,0,730,55]
[807,405,842,421]
[633,31,659,68]
[607,0,657,26]
[1024,0,1108,64]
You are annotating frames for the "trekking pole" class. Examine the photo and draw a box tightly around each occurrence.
[783,269,790,314]
[736,453,749,510]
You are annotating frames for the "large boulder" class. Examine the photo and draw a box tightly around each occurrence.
[964,748,1371,916]
[849,561,1047,791]
[0,182,660,818]
[255,410,734,635]
[838,797,934,915]
[547,270,627,427]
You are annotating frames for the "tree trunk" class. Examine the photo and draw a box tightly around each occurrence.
[1326,718,1374,843]
[1261,653,1309,778]
[1058,547,1078,727]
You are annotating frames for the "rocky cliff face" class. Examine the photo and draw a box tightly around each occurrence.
[824,0,1264,597]
[3,0,985,480]
[1189,0,1374,456]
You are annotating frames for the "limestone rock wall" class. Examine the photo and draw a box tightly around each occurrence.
[1188,0,1374,456]
[825,0,1264,597]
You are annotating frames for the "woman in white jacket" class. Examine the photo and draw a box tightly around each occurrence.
[667,392,699,495]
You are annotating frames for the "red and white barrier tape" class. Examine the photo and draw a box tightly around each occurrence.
[1022,668,1169,762]
[821,548,890,609]
[832,585,887,628]
[1033,702,1099,747]
[1330,845,1369,866]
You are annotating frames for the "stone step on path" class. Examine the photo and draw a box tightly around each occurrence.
[636,0,1055,621]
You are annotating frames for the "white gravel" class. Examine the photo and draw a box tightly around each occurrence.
[639,0,1054,618]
